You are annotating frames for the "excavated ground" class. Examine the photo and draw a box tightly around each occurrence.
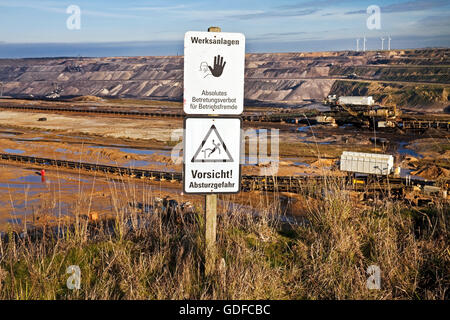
[1,48,448,111]
[0,105,448,230]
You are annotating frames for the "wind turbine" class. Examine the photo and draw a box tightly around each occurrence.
[388,36,392,50]
[363,36,367,52]
[380,37,385,50]
[356,38,360,51]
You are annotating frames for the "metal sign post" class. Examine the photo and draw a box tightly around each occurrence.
[183,26,245,276]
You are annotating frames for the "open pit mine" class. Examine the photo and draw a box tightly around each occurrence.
[0,48,449,112]
[0,48,448,233]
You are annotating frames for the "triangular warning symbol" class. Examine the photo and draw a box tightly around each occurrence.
[191,124,234,163]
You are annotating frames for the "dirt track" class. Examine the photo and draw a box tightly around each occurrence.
[0,110,181,141]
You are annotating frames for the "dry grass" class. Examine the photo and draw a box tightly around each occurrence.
[0,175,448,300]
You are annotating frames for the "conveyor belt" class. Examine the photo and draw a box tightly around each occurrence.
[1,104,449,129]
[0,153,440,194]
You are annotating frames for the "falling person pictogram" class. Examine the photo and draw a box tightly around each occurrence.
[192,125,233,163]
[202,139,222,159]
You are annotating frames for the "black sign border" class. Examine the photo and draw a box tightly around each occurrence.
[183,116,242,194]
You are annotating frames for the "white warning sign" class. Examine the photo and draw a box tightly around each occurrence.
[183,31,245,115]
[184,117,241,194]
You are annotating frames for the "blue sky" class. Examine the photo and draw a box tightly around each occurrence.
[0,0,449,57]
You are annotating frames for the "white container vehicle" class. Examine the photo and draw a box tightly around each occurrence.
[338,96,375,106]
[340,151,394,175]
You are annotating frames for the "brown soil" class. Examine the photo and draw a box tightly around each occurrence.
[0,110,181,141]
[411,165,450,180]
